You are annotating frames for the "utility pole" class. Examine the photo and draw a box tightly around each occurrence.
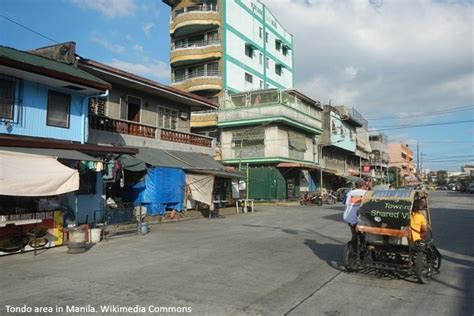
[416,142,420,177]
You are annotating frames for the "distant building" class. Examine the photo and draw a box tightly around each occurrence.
[369,132,389,183]
[388,143,415,184]
[163,0,294,102]
[218,89,322,199]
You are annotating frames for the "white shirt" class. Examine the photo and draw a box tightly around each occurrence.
[343,189,367,225]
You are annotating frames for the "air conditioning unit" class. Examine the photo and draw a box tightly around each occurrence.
[180,112,189,120]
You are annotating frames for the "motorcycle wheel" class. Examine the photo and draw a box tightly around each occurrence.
[328,197,336,204]
[316,199,322,206]
[415,252,432,284]
[344,242,360,272]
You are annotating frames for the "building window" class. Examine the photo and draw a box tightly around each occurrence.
[245,72,253,83]
[282,45,289,56]
[259,80,264,89]
[245,44,254,58]
[207,62,218,75]
[275,64,282,76]
[275,39,281,51]
[77,170,97,195]
[259,53,263,65]
[265,57,269,69]
[158,106,178,130]
[232,128,265,157]
[265,83,269,89]
[47,91,70,128]
[0,78,15,120]
[259,27,263,39]
[120,96,141,122]
[265,32,269,43]
[174,68,186,82]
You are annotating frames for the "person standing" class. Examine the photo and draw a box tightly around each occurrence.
[343,180,368,243]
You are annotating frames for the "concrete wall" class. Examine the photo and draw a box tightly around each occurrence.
[220,125,314,163]
[1,79,88,143]
[106,83,191,133]
[88,129,215,155]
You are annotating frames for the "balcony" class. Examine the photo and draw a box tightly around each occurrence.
[170,5,220,37]
[160,129,212,147]
[171,69,222,93]
[89,114,213,148]
[89,114,157,138]
[335,106,368,127]
[170,39,222,66]
[218,90,323,135]
[190,110,218,128]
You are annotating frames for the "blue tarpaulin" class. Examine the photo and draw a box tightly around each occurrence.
[124,167,186,215]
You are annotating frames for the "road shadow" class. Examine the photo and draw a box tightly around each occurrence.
[304,239,345,271]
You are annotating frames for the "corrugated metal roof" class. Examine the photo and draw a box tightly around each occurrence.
[0,46,110,89]
[0,146,100,161]
[372,190,413,199]
[132,148,243,178]
[135,148,224,170]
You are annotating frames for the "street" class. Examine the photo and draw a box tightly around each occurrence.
[1,191,473,316]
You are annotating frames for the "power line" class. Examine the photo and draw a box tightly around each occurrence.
[365,105,474,120]
[372,119,474,131]
[0,14,59,44]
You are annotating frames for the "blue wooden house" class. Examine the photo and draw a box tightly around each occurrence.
[0,45,110,143]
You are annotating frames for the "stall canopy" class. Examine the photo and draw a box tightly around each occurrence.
[0,150,79,196]
[125,147,244,178]
[0,146,100,161]
[186,173,215,208]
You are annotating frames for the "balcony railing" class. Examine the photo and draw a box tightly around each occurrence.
[172,39,220,50]
[222,90,322,121]
[161,129,212,147]
[172,4,218,20]
[172,70,221,83]
[89,114,213,147]
[89,114,157,139]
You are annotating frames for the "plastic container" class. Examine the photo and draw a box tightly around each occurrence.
[67,226,86,254]
[138,222,149,235]
[89,228,102,243]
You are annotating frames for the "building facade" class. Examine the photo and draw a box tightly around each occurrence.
[369,132,389,183]
[77,58,217,155]
[218,89,322,199]
[317,105,368,189]
[0,45,110,144]
[164,0,294,101]
[388,143,415,184]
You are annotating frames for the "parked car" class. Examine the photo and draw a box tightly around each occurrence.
[469,183,474,194]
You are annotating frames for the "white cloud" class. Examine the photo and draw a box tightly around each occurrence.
[133,44,144,53]
[264,0,474,118]
[107,59,170,81]
[341,66,359,80]
[143,23,155,38]
[70,0,136,18]
[90,36,124,54]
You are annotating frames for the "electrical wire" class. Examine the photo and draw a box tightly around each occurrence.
[371,119,474,131]
[0,14,59,44]
[365,105,474,120]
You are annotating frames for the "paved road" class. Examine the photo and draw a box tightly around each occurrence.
[0,191,472,315]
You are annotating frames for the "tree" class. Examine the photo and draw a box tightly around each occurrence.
[436,170,448,185]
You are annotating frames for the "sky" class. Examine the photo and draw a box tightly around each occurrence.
[0,0,473,171]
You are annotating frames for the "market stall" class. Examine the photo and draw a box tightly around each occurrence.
[0,150,80,255]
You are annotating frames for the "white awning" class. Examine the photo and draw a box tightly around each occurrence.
[0,150,79,196]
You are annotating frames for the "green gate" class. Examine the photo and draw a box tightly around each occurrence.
[247,166,286,200]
